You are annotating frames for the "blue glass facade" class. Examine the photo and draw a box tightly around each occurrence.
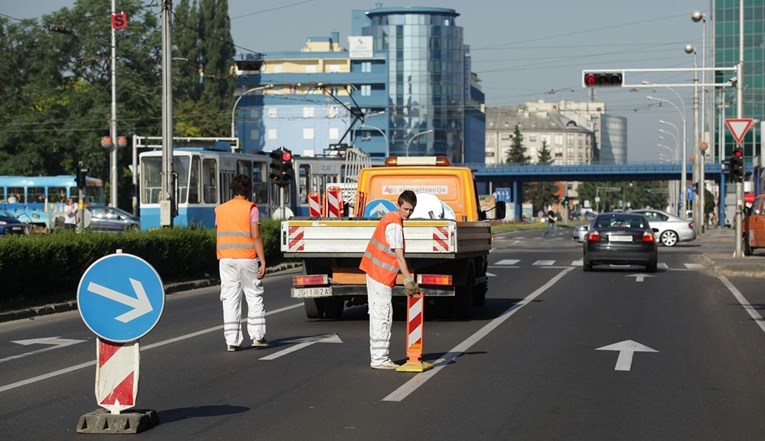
[362,7,468,163]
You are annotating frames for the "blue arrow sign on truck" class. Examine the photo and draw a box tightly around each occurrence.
[77,253,165,343]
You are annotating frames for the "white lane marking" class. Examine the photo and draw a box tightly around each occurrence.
[0,303,304,393]
[685,263,704,270]
[1,337,86,364]
[658,263,669,270]
[383,267,574,402]
[259,334,342,361]
[572,260,583,266]
[596,340,658,371]
[719,276,765,334]
[626,274,655,283]
[495,259,520,266]
[533,260,555,266]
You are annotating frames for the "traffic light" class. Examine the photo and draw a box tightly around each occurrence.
[280,148,293,186]
[730,146,744,182]
[269,149,282,184]
[74,161,88,190]
[268,147,293,187]
[583,71,624,87]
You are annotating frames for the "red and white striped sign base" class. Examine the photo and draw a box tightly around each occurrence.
[96,339,140,414]
[397,293,434,373]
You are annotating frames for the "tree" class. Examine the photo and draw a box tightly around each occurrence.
[506,124,529,164]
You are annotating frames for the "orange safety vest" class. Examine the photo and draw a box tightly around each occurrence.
[359,211,404,286]
[215,198,257,260]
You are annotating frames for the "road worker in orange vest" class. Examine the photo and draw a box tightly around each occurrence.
[215,174,269,352]
[360,190,419,369]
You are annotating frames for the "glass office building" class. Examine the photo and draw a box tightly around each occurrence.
[359,7,469,163]
[713,0,765,159]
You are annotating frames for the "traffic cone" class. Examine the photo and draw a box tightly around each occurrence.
[397,291,433,373]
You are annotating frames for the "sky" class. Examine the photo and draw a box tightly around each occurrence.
[1,0,714,163]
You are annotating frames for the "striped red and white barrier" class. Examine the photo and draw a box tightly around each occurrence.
[396,292,433,373]
[325,187,342,218]
[96,339,140,414]
[308,191,321,217]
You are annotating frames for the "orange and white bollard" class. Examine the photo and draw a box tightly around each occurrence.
[397,291,434,373]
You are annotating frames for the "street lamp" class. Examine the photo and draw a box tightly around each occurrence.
[230,84,273,138]
[405,129,434,156]
[685,43,704,233]
[647,95,688,217]
[352,124,390,155]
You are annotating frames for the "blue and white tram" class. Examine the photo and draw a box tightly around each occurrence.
[138,148,275,229]
[138,148,357,229]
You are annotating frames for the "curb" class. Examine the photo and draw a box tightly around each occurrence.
[0,262,303,324]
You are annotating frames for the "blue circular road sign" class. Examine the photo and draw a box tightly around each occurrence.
[363,199,397,218]
[77,253,165,343]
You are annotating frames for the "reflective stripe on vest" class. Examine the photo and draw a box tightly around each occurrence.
[215,198,257,260]
[359,211,403,286]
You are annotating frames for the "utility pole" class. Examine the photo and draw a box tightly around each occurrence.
[160,0,174,227]
[734,0,745,257]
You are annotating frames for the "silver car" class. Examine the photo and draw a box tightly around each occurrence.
[629,209,696,247]
[85,207,140,232]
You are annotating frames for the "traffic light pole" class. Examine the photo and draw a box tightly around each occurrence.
[734,0,745,258]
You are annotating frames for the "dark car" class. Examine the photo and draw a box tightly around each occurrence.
[0,209,29,236]
[583,212,658,272]
[85,207,140,232]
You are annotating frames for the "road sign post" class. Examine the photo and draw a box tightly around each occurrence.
[726,118,753,258]
[76,252,164,433]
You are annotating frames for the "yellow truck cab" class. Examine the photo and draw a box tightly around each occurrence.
[281,156,492,320]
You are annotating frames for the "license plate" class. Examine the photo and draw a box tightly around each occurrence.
[609,235,632,242]
[291,287,333,298]
[11,226,23,232]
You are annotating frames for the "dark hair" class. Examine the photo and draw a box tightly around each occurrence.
[231,174,252,198]
[398,190,417,207]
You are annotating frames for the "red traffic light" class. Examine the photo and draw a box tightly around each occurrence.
[733,147,744,158]
[281,151,292,162]
[583,71,623,87]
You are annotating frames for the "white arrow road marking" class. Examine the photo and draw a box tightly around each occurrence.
[87,278,154,323]
[626,274,655,283]
[2,337,86,364]
[260,334,342,361]
[597,340,658,371]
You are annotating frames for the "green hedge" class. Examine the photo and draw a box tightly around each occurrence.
[0,220,283,312]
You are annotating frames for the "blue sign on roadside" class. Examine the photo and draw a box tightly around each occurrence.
[77,253,165,343]
[363,199,397,218]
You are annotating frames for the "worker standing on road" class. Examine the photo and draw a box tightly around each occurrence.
[215,174,269,352]
[360,190,419,369]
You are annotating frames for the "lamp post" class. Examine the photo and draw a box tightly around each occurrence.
[352,124,390,155]
[657,138,678,214]
[648,95,688,217]
[685,44,704,233]
[230,84,273,138]
[405,129,434,156]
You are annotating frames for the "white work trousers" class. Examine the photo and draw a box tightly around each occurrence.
[219,258,265,346]
[367,276,393,365]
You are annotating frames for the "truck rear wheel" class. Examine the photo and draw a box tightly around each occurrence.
[452,266,474,320]
[304,299,324,319]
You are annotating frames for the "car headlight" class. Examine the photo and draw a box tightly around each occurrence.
[0,221,6,225]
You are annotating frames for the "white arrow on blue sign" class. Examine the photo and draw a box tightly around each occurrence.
[363,199,397,218]
[77,253,165,343]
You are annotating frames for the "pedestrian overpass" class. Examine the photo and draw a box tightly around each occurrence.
[464,161,729,222]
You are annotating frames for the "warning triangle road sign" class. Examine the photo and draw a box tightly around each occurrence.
[725,118,753,145]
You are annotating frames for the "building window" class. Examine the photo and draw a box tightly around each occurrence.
[303,128,315,140]
[266,107,277,118]
[529,134,537,142]
[361,85,371,96]
[329,127,339,139]
[361,62,371,73]
[268,128,278,140]
[305,65,317,73]
[303,107,315,118]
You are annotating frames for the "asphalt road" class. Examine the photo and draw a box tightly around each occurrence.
[1,231,765,440]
